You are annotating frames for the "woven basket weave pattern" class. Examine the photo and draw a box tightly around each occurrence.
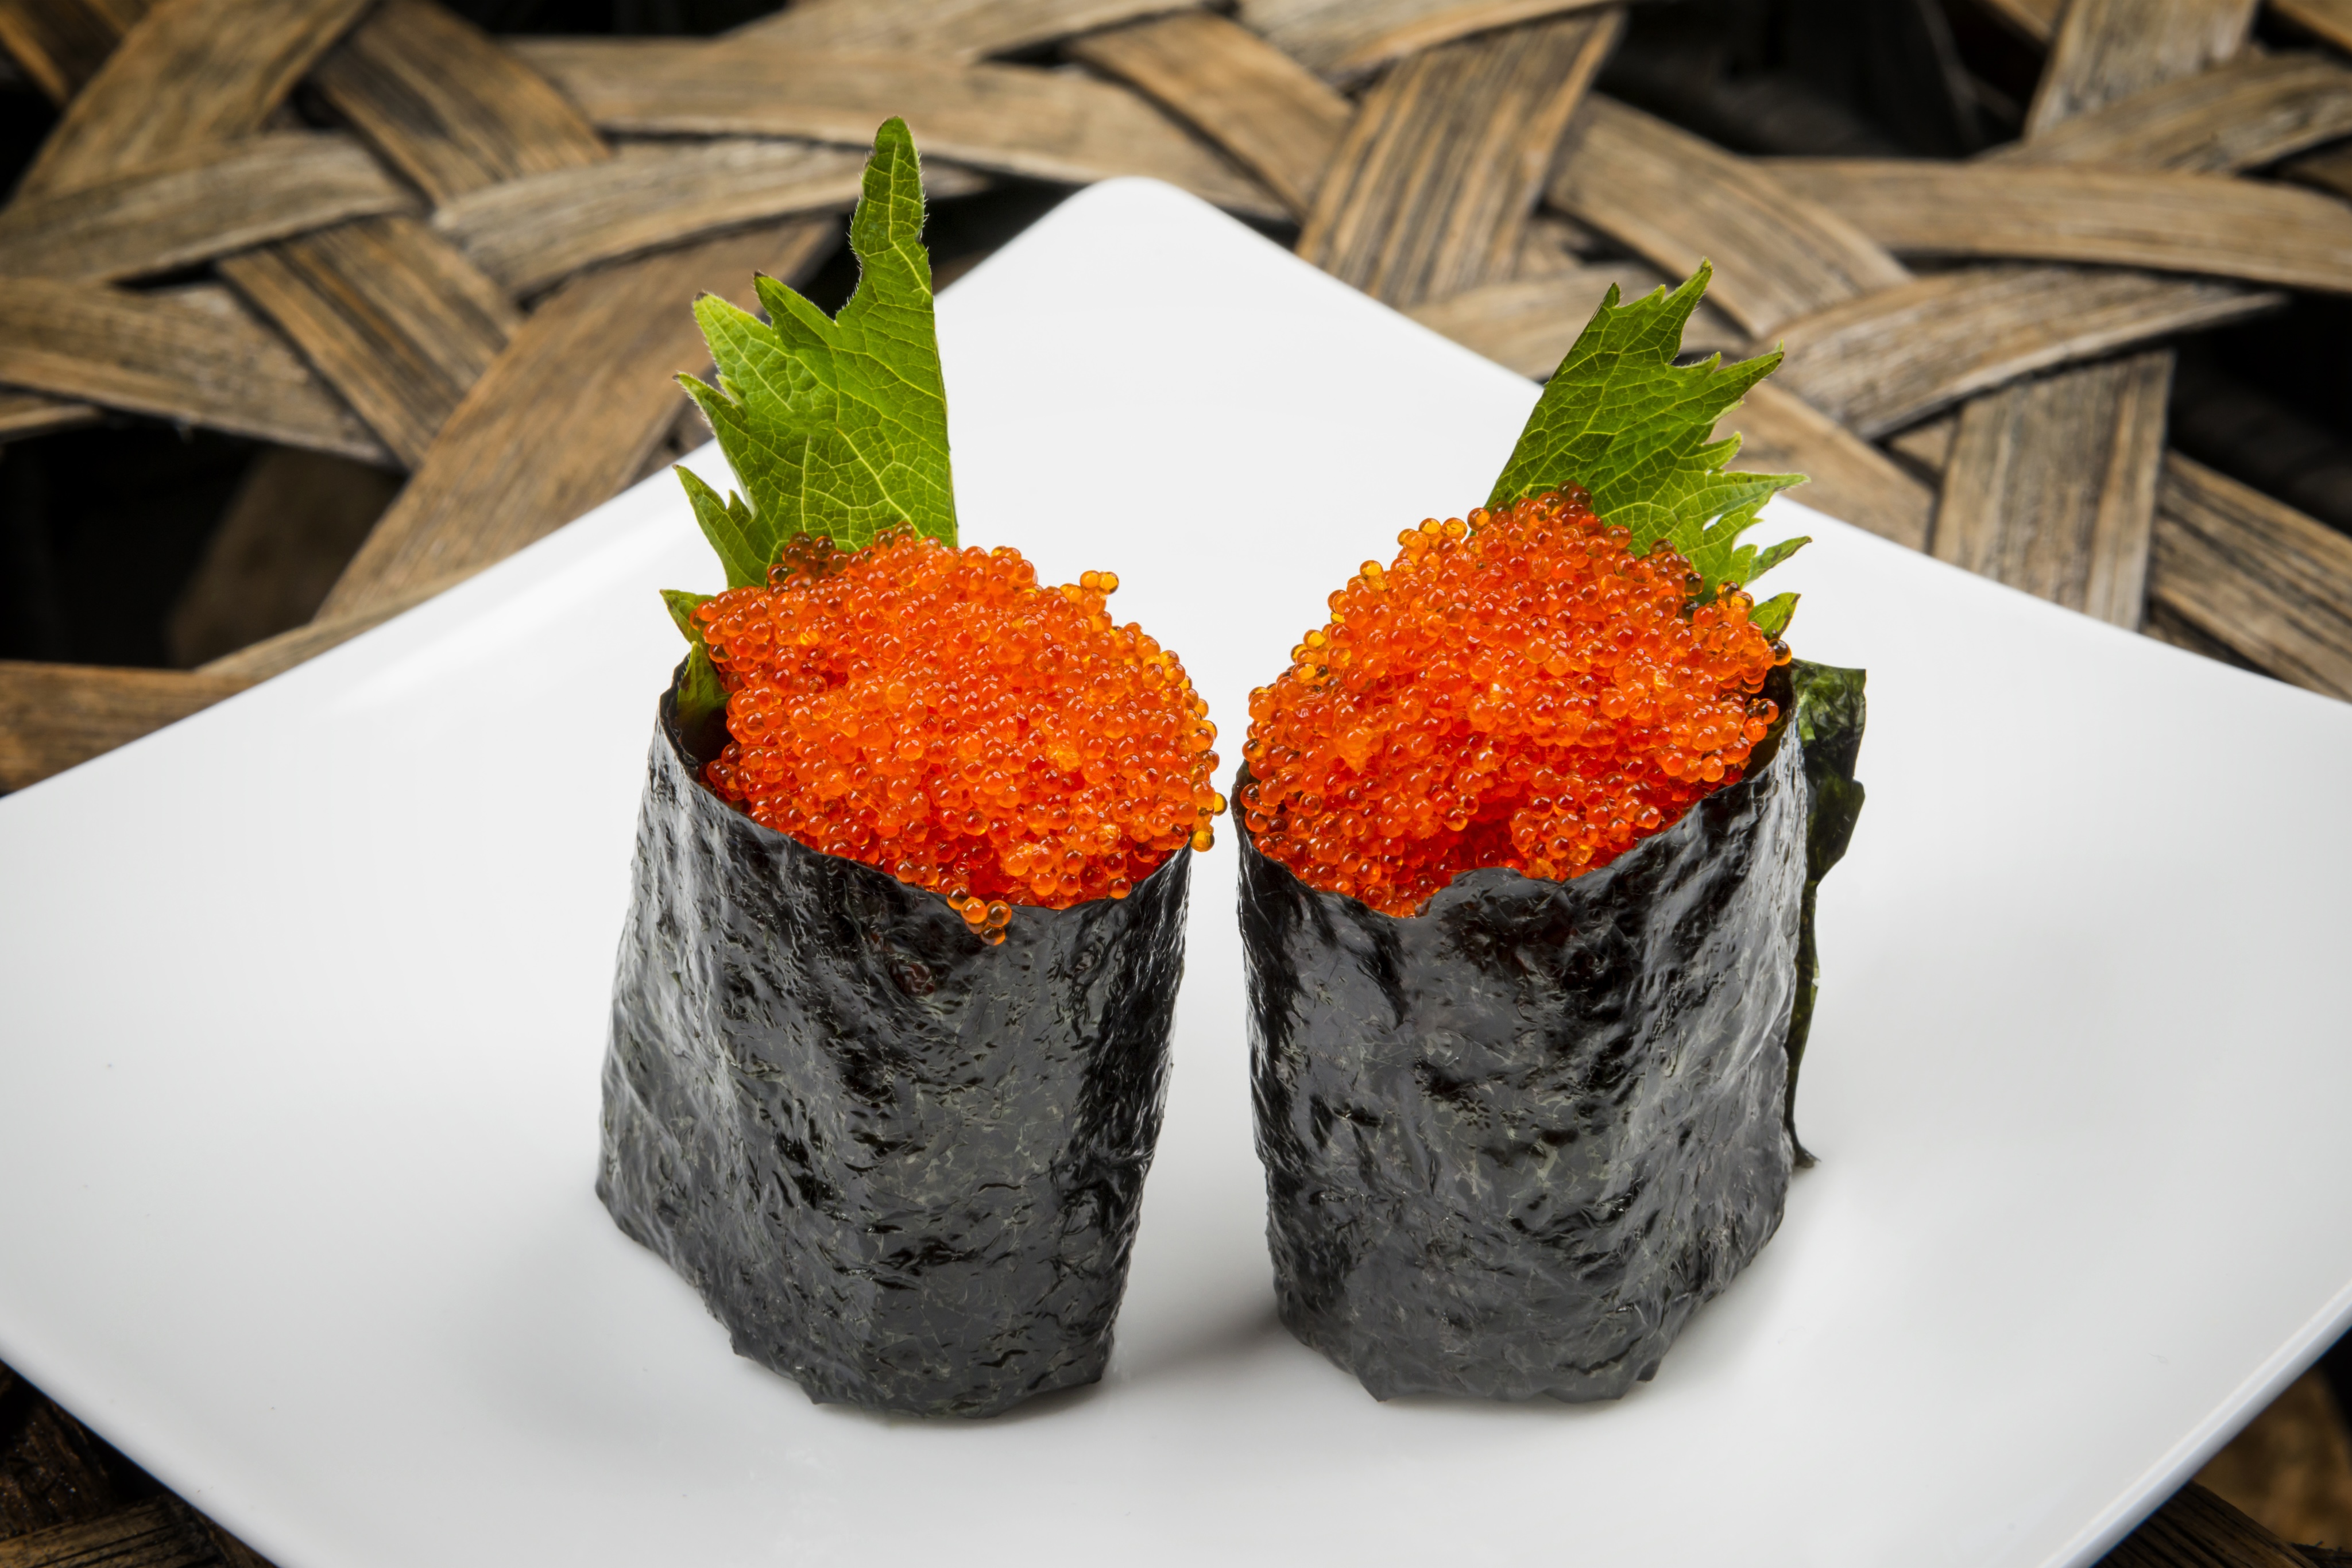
[0,1,2347,1560]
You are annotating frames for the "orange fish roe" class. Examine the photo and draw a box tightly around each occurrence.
[695,529,1222,936]
[1241,487,1788,917]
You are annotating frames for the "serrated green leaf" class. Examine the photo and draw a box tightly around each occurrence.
[1781,659,1867,1166]
[675,464,769,589]
[672,644,727,730]
[1750,534,1811,580]
[660,588,712,640]
[1751,591,1799,638]
[678,116,954,564]
[1488,261,1806,598]
[657,588,728,734]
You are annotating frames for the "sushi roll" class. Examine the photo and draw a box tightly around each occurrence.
[600,122,1222,1418]
[1237,268,1866,1402]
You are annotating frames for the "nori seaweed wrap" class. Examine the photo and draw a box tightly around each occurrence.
[1235,265,1866,1400]
[597,122,1213,1418]
[1240,661,1863,1402]
[602,678,1188,1418]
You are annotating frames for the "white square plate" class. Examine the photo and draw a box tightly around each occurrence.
[4,180,2351,1568]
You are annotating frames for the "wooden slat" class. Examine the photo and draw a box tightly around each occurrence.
[627,396,707,490]
[0,281,390,463]
[1933,350,2172,628]
[1952,0,2352,64]
[307,0,608,206]
[1885,412,1957,479]
[0,664,251,792]
[511,39,1284,220]
[0,1499,214,1567]
[2282,133,2352,200]
[0,133,413,285]
[736,0,1200,61]
[0,0,148,103]
[1988,52,2352,173]
[1297,10,1622,308]
[1764,159,2352,296]
[1512,208,1611,272]
[18,0,373,199]
[432,140,985,299]
[1978,0,2059,42]
[219,216,517,469]
[2026,0,2257,134]
[0,1505,217,1567]
[2103,1482,2323,1567]
[1936,0,2238,651]
[1774,265,2277,438]
[2147,453,2352,700]
[1715,380,1938,552]
[1548,95,1912,336]
[1406,260,1748,377]
[1236,0,1627,84]
[2144,592,2268,671]
[2190,1369,2352,1556]
[199,1518,274,1568]
[0,1366,133,1535]
[0,393,99,442]
[165,447,399,667]
[201,572,457,680]
[320,219,837,617]
[2278,0,2352,55]
[1067,10,1352,216]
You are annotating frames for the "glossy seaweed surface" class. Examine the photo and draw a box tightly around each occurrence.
[1240,661,1866,1403]
[601,680,1190,1418]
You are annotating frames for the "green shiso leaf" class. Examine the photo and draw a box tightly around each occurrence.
[675,469,770,591]
[660,589,726,732]
[661,588,711,639]
[1781,659,1868,1167]
[659,117,957,696]
[1751,591,1798,638]
[1487,261,1805,603]
[676,115,954,563]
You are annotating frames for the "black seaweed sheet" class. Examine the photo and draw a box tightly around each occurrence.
[1240,660,1866,1402]
[600,674,1190,1418]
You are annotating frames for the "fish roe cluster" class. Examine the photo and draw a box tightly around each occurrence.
[1241,487,1788,917]
[694,528,1222,938]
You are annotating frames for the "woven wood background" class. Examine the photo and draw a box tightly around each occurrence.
[0,0,2349,790]
[3,0,2352,1562]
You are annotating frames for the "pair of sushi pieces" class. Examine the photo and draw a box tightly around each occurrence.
[604,116,1866,1418]
[656,161,1807,925]
[686,487,1782,932]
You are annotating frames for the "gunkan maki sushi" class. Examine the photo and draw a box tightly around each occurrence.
[599,120,1223,1418]
[1237,266,1866,1402]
